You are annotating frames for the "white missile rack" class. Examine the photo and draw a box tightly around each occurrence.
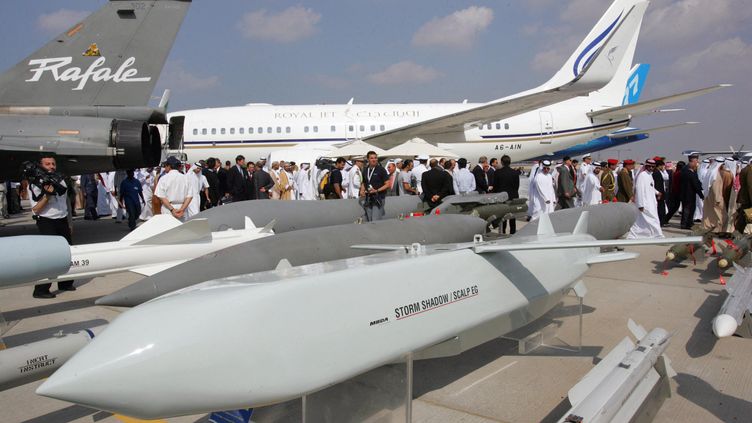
[737,310,752,338]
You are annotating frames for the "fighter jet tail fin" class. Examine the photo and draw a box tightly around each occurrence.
[133,218,212,246]
[0,0,191,107]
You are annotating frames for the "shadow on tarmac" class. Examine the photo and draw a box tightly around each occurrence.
[3,296,103,322]
[684,291,724,358]
[675,373,752,422]
[21,404,109,423]
[2,319,108,347]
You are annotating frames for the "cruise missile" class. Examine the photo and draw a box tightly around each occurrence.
[96,214,489,307]
[559,320,674,423]
[1,214,272,290]
[0,236,71,287]
[37,212,700,419]
[712,265,752,338]
[193,195,424,232]
[516,202,637,240]
[0,327,103,391]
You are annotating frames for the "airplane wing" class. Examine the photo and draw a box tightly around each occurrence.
[363,2,649,150]
[588,84,730,120]
[472,236,702,253]
[608,122,698,139]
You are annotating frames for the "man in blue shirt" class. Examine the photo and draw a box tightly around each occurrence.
[119,169,145,230]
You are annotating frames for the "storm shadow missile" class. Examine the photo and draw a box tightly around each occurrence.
[712,265,752,338]
[37,213,700,419]
[96,215,489,307]
[515,203,637,240]
[559,320,675,423]
[192,195,424,232]
[1,215,273,290]
[0,327,103,391]
[0,236,71,287]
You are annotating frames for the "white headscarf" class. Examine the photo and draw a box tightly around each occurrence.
[725,158,738,176]
[705,156,725,192]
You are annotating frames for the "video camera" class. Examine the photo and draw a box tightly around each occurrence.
[21,161,67,196]
[315,157,335,171]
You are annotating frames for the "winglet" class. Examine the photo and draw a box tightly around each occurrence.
[158,89,171,110]
[537,213,555,236]
[573,211,590,235]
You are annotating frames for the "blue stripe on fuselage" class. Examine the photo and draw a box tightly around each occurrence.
[529,133,649,161]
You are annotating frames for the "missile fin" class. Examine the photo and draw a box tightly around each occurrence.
[585,251,639,264]
[244,216,257,230]
[537,213,555,236]
[567,337,634,406]
[275,259,292,271]
[572,211,589,235]
[132,219,212,246]
[628,318,647,339]
[131,262,183,277]
[260,219,276,234]
[120,214,182,243]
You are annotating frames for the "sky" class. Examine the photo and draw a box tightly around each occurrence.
[0,0,749,161]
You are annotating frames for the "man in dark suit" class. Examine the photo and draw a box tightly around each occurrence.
[472,156,491,193]
[652,159,668,226]
[253,162,275,199]
[203,158,221,208]
[679,155,704,230]
[556,156,576,209]
[216,157,229,200]
[421,159,453,210]
[492,155,520,234]
[227,155,251,202]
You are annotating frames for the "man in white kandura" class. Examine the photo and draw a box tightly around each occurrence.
[582,162,604,205]
[627,159,664,239]
[532,159,556,220]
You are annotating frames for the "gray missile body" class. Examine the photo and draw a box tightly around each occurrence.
[97,215,488,307]
[0,328,102,391]
[0,236,71,288]
[516,203,637,240]
[193,196,424,232]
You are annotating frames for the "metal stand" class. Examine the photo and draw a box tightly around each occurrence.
[501,286,584,354]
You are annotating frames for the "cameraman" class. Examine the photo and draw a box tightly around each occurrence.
[29,155,75,299]
[360,150,388,221]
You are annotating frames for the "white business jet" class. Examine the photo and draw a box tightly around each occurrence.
[167,0,727,165]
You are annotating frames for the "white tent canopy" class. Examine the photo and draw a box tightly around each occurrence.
[325,139,386,159]
[382,137,459,159]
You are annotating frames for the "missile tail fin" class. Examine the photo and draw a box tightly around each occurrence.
[537,213,555,236]
[244,217,257,230]
[573,211,590,235]
[133,219,211,245]
[260,219,276,234]
[628,318,647,339]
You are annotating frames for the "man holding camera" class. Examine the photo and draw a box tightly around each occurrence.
[360,151,388,221]
[29,155,75,298]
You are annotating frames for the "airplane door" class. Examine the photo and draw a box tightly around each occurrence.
[539,111,553,144]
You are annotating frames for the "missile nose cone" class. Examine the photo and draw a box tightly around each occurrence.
[666,252,676,261]
[95,286,148,307]
[713,314,737,338]
[718,258,729,268]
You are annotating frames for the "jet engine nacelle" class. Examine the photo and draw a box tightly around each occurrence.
[0,115,162,179]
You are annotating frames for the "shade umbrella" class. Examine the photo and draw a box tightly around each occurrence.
[383,137,459,159]
[325,139,386,159]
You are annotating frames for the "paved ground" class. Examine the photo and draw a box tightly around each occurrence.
[1,203,751,423]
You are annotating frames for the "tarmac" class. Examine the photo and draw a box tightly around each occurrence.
[1,200,751,423]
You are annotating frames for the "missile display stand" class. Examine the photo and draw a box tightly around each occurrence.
[502,283,586,354]
[734,310,752,338]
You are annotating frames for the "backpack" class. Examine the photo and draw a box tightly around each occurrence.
[319,171,332,196]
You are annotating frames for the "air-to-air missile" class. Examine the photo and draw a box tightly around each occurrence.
[559,320,674,423]
[37,211,700,419]
[712,265,752,338]
[0,236,71,287]
[716,234,751,270]
[95,214,489,307]
[0,327,103,391]
[0,215,273,290]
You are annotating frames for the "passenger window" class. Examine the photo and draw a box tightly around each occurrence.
[313,126,318,133]
[193,129,198,135]
[359,125,365,132]
[258,127,263,134]
[370,125,376,131]
[504,123,510,130]
[267,127,272,133]
[380,125,385,131]
[202,128,207,135]
[330,125,336,132]
[495,123,501,130]
[211,128,216,135]
[349,125,354,132]
[286,127,291,133]
[304,126,309,133]
[221,128,226,135]
[239,128,244,134]
[230,128,235,135]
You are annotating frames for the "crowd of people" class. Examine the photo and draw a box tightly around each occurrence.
[527,153,752,239]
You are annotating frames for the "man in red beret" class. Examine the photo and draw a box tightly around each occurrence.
[617,160,635,202]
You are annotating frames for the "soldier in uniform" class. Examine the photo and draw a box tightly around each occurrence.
[601,159,618,202]
[616,159,635,202]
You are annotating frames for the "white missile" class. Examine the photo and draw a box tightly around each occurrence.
[0,236,71,287]
[2,214,273,290]
[558,320,675,423]
[0,327,103,391]
[712,265,752,338]
[36,212,700,419]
